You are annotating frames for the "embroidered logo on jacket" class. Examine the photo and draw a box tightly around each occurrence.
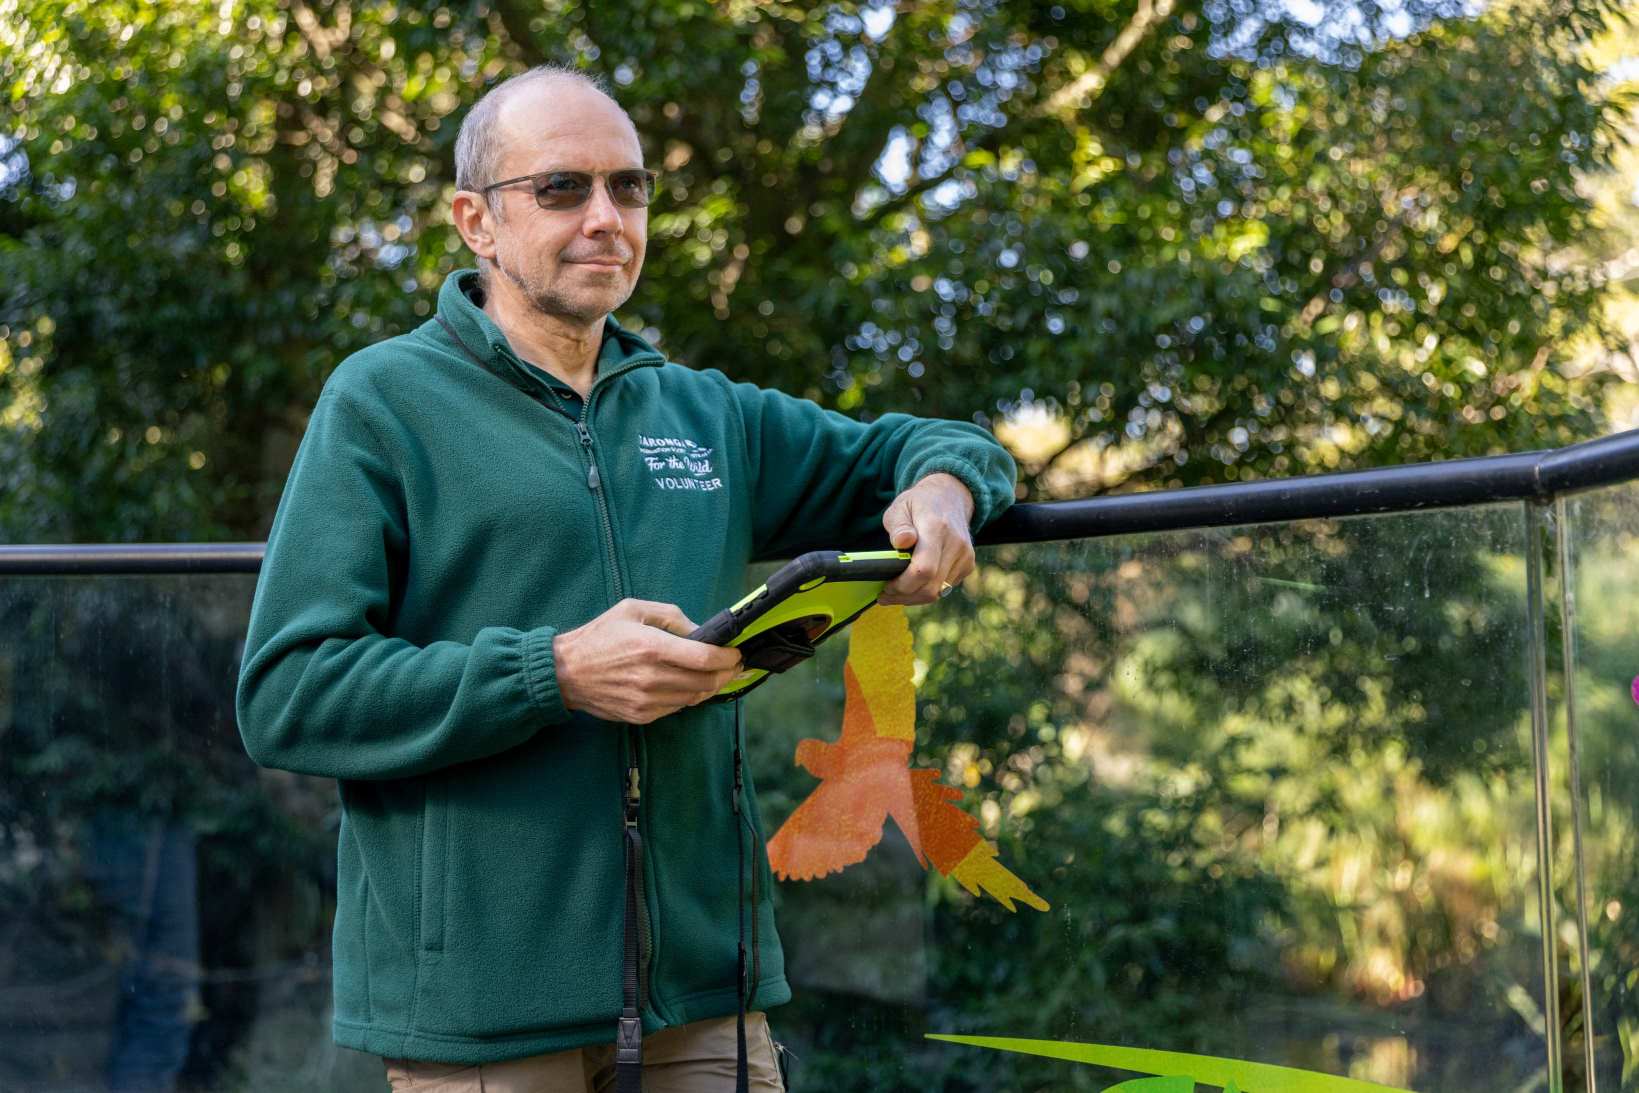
[639,434,723,492]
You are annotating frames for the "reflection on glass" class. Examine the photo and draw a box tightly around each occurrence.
[1563,482,1639,1090]
[750,504,1551,1091]
[2,494,1626,1090]
[0,577,379,1092]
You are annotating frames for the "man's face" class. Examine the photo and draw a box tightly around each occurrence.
[481,82,648,326]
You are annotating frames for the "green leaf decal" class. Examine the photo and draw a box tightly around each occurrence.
[928,1034,1416,1093]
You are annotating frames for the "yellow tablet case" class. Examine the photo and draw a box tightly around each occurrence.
[688,550,912,701]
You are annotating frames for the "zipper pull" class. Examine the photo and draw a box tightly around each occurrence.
[576,423,600,490]
[625,764,641,828]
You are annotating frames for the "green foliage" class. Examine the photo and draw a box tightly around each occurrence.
[0,0,1631,541]
[3,498,1634,1090]
[1,2,1635,1088]
[737,501,1575,1090]
[1557,483,1639,1089]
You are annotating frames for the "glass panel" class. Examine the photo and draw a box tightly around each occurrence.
[1529,500,1576,1093]
[0,499,1568,1091]
[1562,481,1639,1091]
[750,503,1552,1091]
[0,576,383,1092]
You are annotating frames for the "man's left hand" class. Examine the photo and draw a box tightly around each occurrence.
[878,473,977,606]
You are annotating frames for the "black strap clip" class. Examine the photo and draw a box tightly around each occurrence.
[616,1014,643,1068]
[738,616,823,674]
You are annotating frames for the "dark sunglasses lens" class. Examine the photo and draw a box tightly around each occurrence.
[533,172,594,209]
[608,170,655,208]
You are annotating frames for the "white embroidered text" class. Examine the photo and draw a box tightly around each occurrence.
[639,435,723,492]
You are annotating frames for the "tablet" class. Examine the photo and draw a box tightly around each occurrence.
[688,549,912,701]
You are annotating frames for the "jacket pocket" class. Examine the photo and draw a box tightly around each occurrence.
[419,778,447,952]
[410,727,627,1037]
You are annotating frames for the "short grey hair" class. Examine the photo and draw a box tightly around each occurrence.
[453,64,618,197]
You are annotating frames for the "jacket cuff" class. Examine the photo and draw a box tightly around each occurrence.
[897,457,1003,534]
[520,626,571,723]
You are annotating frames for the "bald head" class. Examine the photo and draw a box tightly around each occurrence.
[448,64,649,330]
[453,65,637,199]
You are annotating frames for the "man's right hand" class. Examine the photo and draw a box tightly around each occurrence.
[552,599,745,724]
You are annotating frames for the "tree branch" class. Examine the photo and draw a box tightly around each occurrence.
[1295,198,1426,329]
[855,123,1009,231]
[1041,0,1177,122]
[287,0,432,150]
[810,17,914,198]
[492,0,550,66]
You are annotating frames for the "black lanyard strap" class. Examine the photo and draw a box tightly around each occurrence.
[733,697,761,1093]
[617,746,644,1092]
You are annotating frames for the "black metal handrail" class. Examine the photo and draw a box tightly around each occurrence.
[0,541,266,574]
[980,425,1639,545]
[2,427,1636,574]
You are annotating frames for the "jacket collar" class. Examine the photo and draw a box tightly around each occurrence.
[433,268,664,401]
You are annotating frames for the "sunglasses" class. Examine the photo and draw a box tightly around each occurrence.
[479,168,658,211]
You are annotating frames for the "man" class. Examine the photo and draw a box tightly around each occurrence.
[235,65,1017,1092]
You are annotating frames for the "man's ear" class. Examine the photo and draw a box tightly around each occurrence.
[451,190,499,261]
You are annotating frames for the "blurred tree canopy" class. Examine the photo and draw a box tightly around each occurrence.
[0,0,1632,541]
[2,6,1635,1088]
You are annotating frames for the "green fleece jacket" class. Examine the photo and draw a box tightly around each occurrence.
[235,268,1018,1064]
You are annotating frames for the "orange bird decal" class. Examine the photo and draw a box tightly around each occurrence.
[767,605,1048,913]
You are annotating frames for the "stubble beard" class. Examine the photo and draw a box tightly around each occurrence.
[492,247,633,328]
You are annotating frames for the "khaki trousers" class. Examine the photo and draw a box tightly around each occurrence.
[383,1012,788,1092]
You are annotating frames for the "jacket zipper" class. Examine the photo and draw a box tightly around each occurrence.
[563,381,657,1016]
[625,734,652,1009]
[434,320,667,1014]
[574,415,620,602]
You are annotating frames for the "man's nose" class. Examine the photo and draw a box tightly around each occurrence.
[580,179,624,235]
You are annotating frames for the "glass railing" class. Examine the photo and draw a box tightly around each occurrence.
[2,431,1636,1092]
[1559,479,1639,1090]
